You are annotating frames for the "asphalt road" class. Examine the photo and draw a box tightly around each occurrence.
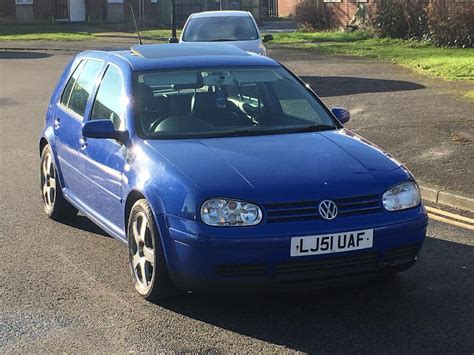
[1,50,473,353]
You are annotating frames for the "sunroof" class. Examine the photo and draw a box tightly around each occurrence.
[130,43,249,59]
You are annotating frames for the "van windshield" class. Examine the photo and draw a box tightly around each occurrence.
[133,66,338,139]
[182,16,259,42]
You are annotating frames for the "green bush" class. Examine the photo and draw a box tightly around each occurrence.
[428,0,473,48]
[372,0,428,40]
[294,0,330,31]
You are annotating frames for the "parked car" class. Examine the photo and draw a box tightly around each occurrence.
[179,11,273,56]
[40,43,427,302]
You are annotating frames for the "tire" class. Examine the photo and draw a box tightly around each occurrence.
[127,199,179,302]
[40,144,78,220]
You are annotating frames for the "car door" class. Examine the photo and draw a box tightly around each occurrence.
[55,59,104,198]
[79,64,127,232]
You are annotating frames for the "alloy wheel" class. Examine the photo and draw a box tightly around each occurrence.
[41,151,56,211]
[130,212,155,292]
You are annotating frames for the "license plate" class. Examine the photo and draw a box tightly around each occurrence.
[290,229,374,257]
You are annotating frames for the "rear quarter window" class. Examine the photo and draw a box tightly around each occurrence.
[60,60,85,108]
[60,59,103,118]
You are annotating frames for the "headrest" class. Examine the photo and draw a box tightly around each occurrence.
[135,83,167,112]
[135,83,154,101]
[192,92,222,113]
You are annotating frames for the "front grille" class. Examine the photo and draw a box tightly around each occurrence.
[335,194,382,217]
[276,252,379,278]
[265,201,319,223]
[216,264,266,277]
[264,194,382,223]
[215,244,421,281]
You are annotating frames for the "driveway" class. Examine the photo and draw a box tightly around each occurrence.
[270,47,474,196]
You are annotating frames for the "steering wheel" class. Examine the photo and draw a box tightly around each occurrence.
[147,113,170,133]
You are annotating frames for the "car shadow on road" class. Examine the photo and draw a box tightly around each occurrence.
[0,51,52,60]
[60,214,111,238]
[301,76,425,97]
[160,236,473,353]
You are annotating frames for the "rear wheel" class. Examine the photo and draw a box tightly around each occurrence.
[127,199,179,302]
[40,145,78,220]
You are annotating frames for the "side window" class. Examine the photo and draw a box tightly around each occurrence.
[68,60,103,118]
[60,60,86,107]
[90,66,126,130]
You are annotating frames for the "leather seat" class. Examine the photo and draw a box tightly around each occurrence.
[191,92,247,127]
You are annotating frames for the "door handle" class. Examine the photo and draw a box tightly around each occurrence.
[79,138,88,150]
[54,118,61,129]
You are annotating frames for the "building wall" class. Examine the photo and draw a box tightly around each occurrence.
[0,0,263,24]
[278,0,302,17]
[278,0,371,26]
[107,3,124,22]
[0,0,16,20]
[34,0,54,20]
[16,4,34,22]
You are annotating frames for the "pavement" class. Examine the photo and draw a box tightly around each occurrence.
[0,45,473,352]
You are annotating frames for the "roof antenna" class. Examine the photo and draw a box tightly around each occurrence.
[129,2,143,45]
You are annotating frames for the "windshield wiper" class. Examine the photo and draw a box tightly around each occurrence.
[225,125,336,137]
[292,125,336,133]
[208,39,236,42]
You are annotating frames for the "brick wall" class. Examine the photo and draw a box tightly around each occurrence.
[278,0,363,25]
[278,0,303,17]
[33,0,54,20]
[0,0,16,19]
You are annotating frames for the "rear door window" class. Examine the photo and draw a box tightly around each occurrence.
[65,60,103,118]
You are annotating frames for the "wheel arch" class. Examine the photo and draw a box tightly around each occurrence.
[39,137,49,156]
[124,189,166,238]
[124,190,146,233]
[124,189,172,269]
[39,135,66,189]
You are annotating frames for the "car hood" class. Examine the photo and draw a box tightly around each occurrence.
[145,130,407,203]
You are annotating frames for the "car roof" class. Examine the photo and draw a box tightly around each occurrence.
[190,10,251,18]
[97,43,279,71]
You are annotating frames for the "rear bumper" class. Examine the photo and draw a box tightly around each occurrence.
[161,213,428,293]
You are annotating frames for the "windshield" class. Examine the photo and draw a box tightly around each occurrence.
[133,67,338,139]
[182,16,259,42]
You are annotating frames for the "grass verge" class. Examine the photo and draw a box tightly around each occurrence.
[0,24,95,41]
[0,24,178,42]
[271,31,474,81]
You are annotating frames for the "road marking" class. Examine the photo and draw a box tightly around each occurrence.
[426,206,474,223]
[426,206,474,231]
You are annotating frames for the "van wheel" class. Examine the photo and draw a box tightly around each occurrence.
[127,199,179,302]
[40,145,78,220]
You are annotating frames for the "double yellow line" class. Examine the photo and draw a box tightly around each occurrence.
[426,206,474,231]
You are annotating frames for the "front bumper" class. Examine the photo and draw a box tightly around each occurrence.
[160,209,428,293]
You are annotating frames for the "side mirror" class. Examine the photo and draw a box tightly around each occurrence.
[262,34,273,43]
[82,119,126,142]
[331,106,350,124]
[169,37,179,43]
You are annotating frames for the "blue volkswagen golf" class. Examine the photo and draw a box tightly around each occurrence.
[40,44,427,301]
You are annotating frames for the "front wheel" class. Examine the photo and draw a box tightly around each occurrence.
[127,199,179,302]
[40,144,78,220]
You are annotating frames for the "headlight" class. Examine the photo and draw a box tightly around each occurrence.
[383,182,421,211]
[201,199,262,226]
[257,44,267,56]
